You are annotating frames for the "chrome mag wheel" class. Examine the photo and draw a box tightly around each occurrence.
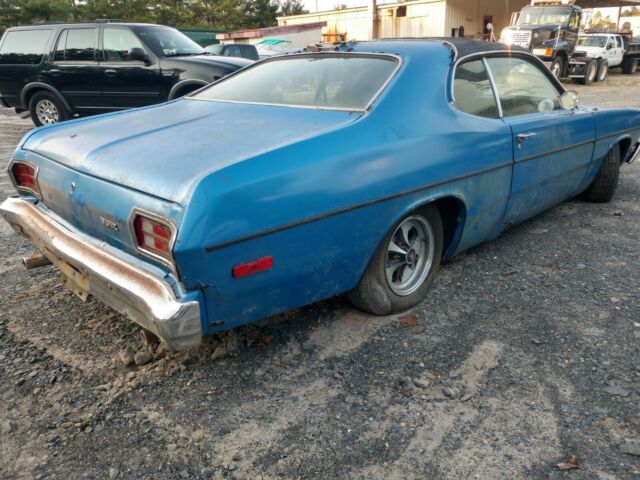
[36,99,59,125]
[385,215,435,296]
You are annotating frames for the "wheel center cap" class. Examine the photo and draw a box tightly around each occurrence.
[406,248,417,265]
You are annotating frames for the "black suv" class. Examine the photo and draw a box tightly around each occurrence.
[0,22,253,126]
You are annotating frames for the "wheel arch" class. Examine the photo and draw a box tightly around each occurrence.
[167,79,209,101]
[20,83,72,113]
[385,193,468,261]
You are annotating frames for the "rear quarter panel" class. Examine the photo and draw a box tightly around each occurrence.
[173,46,515,332]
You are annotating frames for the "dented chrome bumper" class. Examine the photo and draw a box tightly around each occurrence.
[0,197,202,351]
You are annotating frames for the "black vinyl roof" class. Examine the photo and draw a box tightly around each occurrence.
[432,37,529,60]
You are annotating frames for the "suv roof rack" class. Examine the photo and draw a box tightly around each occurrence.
[94,19,130,23]
[31,21,66,25]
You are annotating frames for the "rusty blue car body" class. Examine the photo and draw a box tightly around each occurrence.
[2,38,640,350]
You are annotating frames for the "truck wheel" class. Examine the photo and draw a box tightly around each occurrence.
[622,58,638,75]
[29,91,70,127]
[596,60,608,81]
[550,57,564,78]
[348,205,443,316]
[581,145,620,203]
[578,60,598,85]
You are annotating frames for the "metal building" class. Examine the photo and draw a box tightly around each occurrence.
[278,0,640,42]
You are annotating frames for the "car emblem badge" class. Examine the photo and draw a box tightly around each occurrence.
[100,217,119,231]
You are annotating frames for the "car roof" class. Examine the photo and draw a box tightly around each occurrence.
[347,38,527,62]
[8,22,169,30]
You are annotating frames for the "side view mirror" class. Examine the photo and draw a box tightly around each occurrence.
[130,47,150,64]
[606,44,613,50]
[560,90,579,110]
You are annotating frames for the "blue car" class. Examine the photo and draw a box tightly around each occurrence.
[2,39,639,350]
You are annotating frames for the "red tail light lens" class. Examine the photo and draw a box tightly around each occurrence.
[10,161,40,197]
[132,212,174,262]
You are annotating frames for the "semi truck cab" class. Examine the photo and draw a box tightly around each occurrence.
[500,0,582,78]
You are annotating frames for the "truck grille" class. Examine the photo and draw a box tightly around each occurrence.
[502,30,531,48]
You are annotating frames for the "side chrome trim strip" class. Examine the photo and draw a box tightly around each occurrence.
[204,160,513,253]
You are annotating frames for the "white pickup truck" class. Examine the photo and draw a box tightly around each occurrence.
[574,33,625,81]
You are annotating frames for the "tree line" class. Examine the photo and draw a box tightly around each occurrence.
[0,0,308,37]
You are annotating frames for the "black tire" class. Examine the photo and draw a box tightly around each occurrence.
[596,60,608,82]
[29,91,70,127]
[348,204,443,316]
[622,58,638,75]
[581,145,621,203]
[550,56,564,78]
[577,60,598,85]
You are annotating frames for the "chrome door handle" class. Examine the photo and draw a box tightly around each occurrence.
[104,69,117,77]
[517,132,537,143]
[49,69,61,75]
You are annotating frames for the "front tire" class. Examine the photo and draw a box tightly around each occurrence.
[581,145,621,203]
[577,59,598,85]
[348,205,443,316]
[29,91,70,127]
[596,60,609,82]
[550,56,564,78]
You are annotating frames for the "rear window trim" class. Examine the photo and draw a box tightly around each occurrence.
[186,51,403,113]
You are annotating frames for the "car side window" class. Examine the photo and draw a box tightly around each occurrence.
[615,36,622,48]
[103,28,145,62]
[62,28,96,62]
[0,29,52,65]
[486,57,562,117]
[606,36,615,49]
[452,59,499,119]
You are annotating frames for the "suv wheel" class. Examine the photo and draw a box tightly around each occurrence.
[29,91,70,127]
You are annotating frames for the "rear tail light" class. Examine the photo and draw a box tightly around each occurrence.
[9,161,40,197]
[131,210,175,263]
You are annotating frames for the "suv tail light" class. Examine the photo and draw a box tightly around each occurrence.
[131,211,175,263]
[9,161,40,197]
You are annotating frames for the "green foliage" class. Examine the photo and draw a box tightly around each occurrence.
[621,7,640,17]
[0,0,302,37]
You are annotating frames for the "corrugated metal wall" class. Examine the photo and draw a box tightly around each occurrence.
[278,0,447,41]
[278,0,531,42]
[378,2,447,38]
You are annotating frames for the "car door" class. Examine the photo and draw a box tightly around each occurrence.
[485,55,596,224]
[46,27,102,111]
[99,26,162,109]
[612,35,625,66]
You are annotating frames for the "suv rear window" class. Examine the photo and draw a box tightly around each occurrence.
[0,29,52,65]
[191,54,399,111]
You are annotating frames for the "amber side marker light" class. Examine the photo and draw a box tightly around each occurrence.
[132,212,174,261]
[232,256,273,278]
[9,161,40,197]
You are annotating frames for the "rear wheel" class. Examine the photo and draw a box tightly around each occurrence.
[29,91,70,127]
[622,58,638,75]
[581,145,621,203]
[596,60,609,82]
[348,205,443,315]
[550,56,564,78]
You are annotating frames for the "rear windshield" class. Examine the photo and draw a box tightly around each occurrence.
[0,29,52,64]
[190,54,399,111]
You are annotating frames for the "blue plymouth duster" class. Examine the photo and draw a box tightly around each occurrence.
[2,39,639,350]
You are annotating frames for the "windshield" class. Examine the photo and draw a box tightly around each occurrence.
[190,54,399,111]
[134,26,204,57]
[577,36,607,47]
[517,6,572,26]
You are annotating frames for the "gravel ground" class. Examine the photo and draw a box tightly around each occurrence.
[1,72,639,480]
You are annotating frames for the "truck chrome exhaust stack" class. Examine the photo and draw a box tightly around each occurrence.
[22,252,52,270]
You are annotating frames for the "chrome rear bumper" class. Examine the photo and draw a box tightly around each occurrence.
[0,197,202,351]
